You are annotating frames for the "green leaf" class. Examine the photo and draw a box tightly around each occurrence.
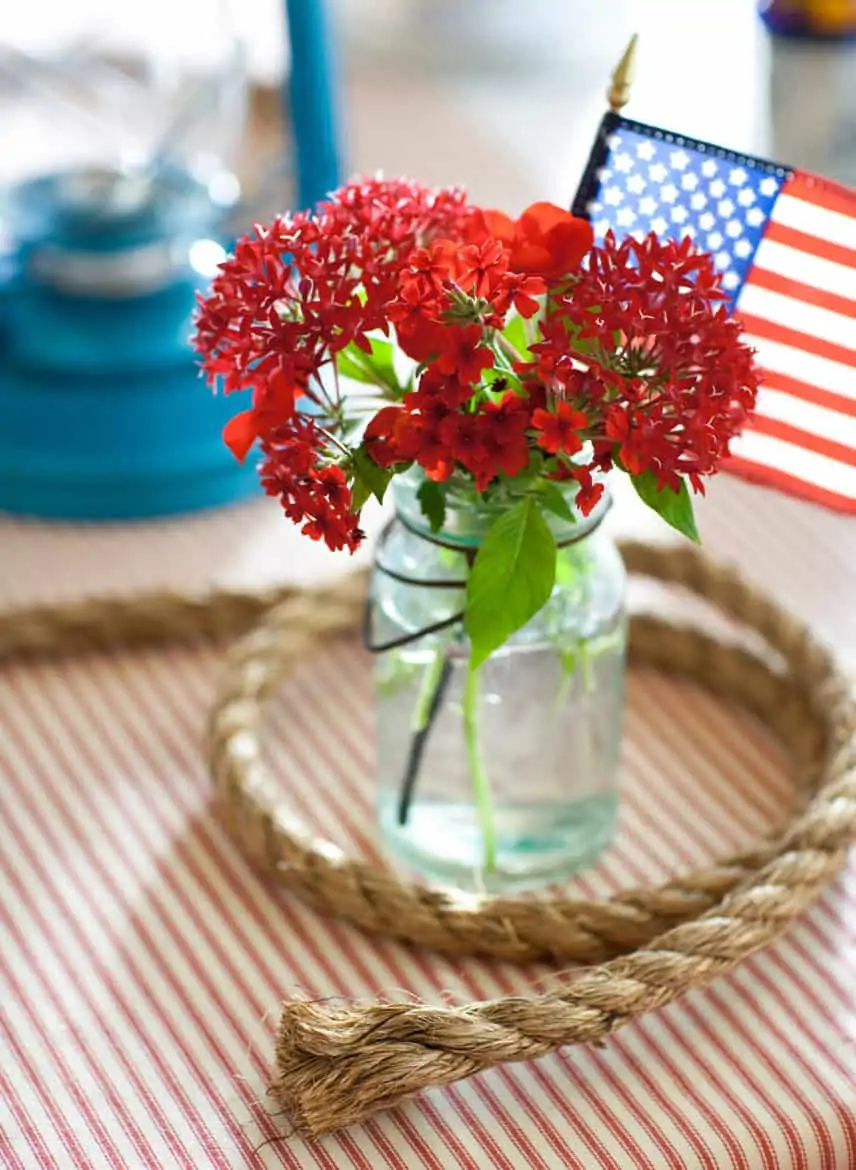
[416,479,446,533]
[337,337,402,395]
[464,499,557,668]
[502,314,532,361]
[536,482,575,523]
[362,336,399,390]
[336,346,374,385]
[631,470,700,544]
[481,366,522,396]
[350,445,392,511]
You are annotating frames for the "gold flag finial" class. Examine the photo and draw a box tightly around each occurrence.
[607,34,638,112]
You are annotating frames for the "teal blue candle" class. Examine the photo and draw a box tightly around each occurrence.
[284,0,343,209]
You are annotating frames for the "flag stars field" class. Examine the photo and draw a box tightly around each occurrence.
[577,116,856,513]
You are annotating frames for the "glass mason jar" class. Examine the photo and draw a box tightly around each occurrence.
[369,471,628,893]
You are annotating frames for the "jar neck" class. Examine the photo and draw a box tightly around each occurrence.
[393,471,610,551]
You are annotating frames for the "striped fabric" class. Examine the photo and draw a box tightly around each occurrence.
[573,115,856,515]
[2,480,855,1168]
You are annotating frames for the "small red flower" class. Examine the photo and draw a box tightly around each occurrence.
[480,393,531,481]
[538,231,760,489]
[363,405,406,468]
[259,419,363,553]
[395,316,452,364]
[455,239,509,299]
[438,411,489,468]
[412,368,474,410]
[532,402,588,456]
[574,470,605,516]
[493,271,546,318]
[433,324,495,384]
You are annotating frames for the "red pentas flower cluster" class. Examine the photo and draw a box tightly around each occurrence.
[195,176,759,554]
[527,231,762,494]
[195,177,478,550]
[257,417,363,552]
[358,211,599,496]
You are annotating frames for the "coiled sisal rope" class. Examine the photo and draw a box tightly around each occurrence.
[4,540,856,1135]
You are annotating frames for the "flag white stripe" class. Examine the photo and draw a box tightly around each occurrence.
[749,238,856,302]
[739,284,856,353]
[729,429,856,498]
[773,191,856,252]
[753,386,856,448]
[743,333,856,402]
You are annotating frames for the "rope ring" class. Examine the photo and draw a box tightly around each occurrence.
[3,539,854,1135]
[205,540,856,1133]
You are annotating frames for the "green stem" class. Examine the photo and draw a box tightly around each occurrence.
[412,647,447,734]
[463,661,496,871]
[494,332,524,366]
[397,641,453,825]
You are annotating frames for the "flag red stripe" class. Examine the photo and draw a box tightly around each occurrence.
[747,265,856,320]
[788,172,856,219]
[754,368,856,418]
[745,414,856,468]
[724,456,856,511]
[738,312,856,369]
[763,220,856,270]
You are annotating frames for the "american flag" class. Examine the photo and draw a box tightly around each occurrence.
[573,113,856,514]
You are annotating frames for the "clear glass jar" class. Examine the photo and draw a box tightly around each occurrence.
[370,472,628,893]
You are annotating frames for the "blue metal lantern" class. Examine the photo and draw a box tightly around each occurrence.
[0,2,341,521]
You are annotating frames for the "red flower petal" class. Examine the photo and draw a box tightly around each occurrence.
[222,410,260,462]
[476,208,516,245]
[509,242,556,277]
[518,201,578,235]
[541,219,594,275]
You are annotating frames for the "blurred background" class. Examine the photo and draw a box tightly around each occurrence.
[0,0,855,531]
[3,0,856,260]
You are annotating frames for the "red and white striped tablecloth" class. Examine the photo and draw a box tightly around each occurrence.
[1,476,855,1169]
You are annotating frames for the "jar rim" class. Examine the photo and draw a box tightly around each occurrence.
[393,469,611,550]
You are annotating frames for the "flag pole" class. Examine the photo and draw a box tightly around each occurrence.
[607,34,638,113]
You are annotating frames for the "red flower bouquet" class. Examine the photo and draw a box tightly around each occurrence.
[195,176,759,669]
